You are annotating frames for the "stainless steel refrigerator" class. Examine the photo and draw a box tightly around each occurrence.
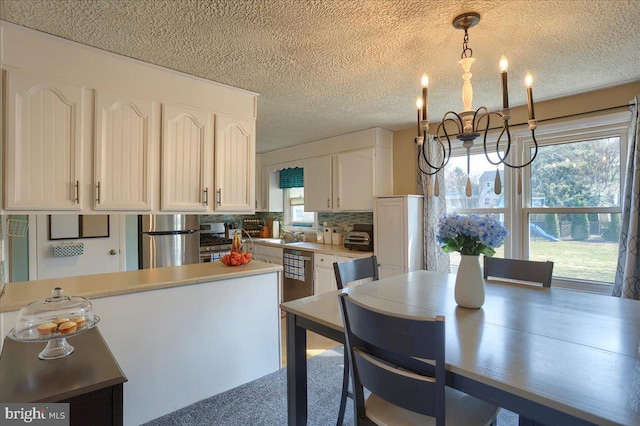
[139,215,200,269]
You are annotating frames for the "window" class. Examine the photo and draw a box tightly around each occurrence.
[527,137,621,285]
[285,187,316,227]
[443,111,630,293]
[279,167,316,227]
[444,154,506,269]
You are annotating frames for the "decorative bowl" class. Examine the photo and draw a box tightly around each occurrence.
[220,252,252,266]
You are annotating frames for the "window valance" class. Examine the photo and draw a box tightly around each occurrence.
[279,167,304,189]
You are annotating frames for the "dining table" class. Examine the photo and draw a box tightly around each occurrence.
[280,270,640,426]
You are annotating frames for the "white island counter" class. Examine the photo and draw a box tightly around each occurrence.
[0,261,283,425]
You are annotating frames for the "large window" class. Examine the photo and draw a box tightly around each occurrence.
[528,138,621,284]
[444,112,630,293]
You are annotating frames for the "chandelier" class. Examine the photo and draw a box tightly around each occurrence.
[415,12,539,197]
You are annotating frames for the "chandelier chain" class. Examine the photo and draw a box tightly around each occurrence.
[461,29,473,59]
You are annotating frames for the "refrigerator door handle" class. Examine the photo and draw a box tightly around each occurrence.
[144,230,197,236]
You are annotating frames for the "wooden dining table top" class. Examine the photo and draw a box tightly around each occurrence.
[281,270,640,426]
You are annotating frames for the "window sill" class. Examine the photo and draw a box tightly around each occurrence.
[551,278,614,296]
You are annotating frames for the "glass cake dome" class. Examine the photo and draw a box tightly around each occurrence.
[10,287,100,359]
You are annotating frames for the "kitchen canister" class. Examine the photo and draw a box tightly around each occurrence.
[332,229,343,245]
[323,227,332,245]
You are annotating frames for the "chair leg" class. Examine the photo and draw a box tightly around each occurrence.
[336,352,350,426]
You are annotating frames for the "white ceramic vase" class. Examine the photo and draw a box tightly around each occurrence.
[455,255,485,309]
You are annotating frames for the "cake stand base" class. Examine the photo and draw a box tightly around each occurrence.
[39,337,74,360]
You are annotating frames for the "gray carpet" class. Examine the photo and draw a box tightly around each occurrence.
[144,346,519,425]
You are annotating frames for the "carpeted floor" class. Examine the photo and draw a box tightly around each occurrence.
[144,346,518,425]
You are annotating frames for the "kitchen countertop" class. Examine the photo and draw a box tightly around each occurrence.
[251,238,374,258]
[0,261,282,313]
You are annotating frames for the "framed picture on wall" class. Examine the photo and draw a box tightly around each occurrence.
[80,215,110,238]
[48,215,110,240]
[48,216,80,240]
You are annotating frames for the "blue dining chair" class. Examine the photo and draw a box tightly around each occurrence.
[333,255,379,425]
[483,257,554,287]
[338,293,500,426]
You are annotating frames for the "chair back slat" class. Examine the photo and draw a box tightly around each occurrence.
[339,294,446,425]
[483,257,554,287]
[333,256,379,289]
[353,349,438,417]
[344,294,442,360]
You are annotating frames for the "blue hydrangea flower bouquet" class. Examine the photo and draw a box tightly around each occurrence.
[437,213,508,308]
[437,213,509,257]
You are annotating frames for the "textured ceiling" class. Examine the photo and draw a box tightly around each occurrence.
[2,0,640,153]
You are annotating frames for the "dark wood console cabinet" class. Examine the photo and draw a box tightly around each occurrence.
[0,327,127,426]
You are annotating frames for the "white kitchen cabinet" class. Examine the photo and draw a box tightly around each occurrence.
[255,155,284,212]
[314,253,337,294]
[5,70,83,211]
[2,23,258,215]
[94,90,158,211]
[261,166,284,212]
[304,147,392,212]
[374,195,424,279]
[304,155,333,211]
[214,114,255,212]
[314,253,375,294]
[334,148,375,211]
[160,103,212,212]
[255,154,263,211]
[248,244,283,265]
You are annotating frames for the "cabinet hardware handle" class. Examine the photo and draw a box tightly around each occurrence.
[337,197,341,208]
[217,188,222,206]
[327,198,331,208]
[74,181,80,204]
[96,182,101,204]
[203,188,209,206]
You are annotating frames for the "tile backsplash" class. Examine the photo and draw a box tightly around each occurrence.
[318,212,373,233]
[200,212,284,226]
[199,211,373,234]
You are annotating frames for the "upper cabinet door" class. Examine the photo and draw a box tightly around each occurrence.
[94,90,158,211]
[5,71,83,210]
[304,155,333,212]
[214,115,255,212]
[334,148,375,211]
[161,103,212,212]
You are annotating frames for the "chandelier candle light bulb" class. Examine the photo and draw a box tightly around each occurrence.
[421,74,429,121]
[500,55,509,109]
[416,97,423,141]
[525,72,535,120]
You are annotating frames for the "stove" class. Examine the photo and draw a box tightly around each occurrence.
[199,223,232,262]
